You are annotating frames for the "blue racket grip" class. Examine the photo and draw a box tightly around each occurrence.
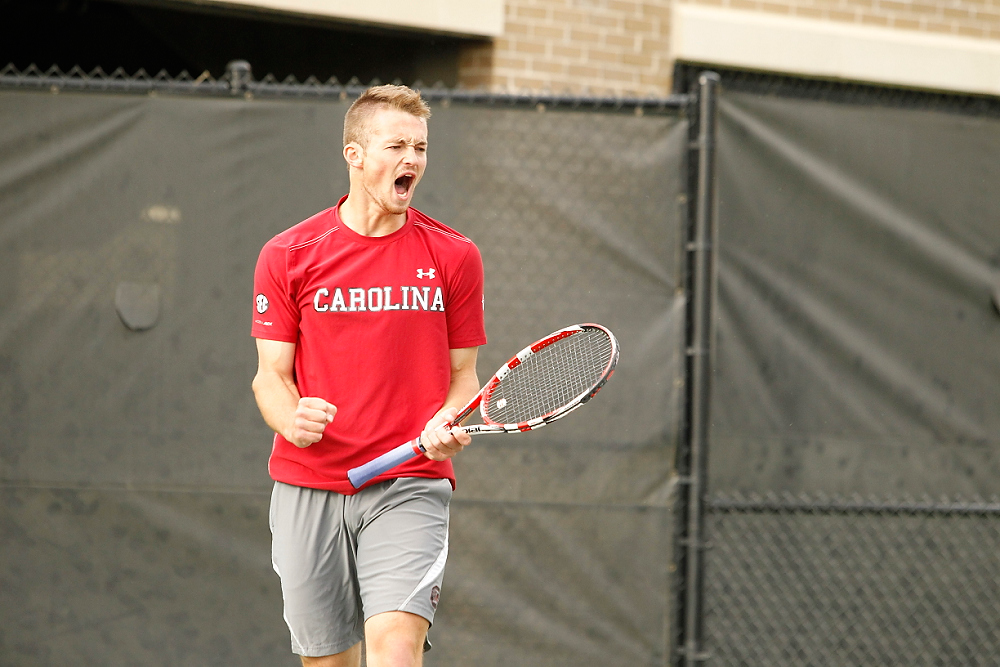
[348,438,425,489]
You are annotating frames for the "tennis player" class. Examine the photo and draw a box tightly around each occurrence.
[251,84,487,667]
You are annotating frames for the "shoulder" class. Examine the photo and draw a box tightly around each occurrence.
[409,207,475,248]
[264,208,340,253]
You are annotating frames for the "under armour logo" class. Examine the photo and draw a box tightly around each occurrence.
[417,268,436,280]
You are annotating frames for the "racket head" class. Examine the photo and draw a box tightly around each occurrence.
[478,323,618,432]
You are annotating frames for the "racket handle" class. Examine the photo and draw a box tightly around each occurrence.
[348,438,425,489]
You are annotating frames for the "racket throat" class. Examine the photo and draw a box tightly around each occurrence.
[508,417,547,433]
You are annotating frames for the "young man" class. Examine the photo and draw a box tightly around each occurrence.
[251,84,486,667]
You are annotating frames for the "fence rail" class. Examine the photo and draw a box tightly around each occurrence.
[711,493,1000,516]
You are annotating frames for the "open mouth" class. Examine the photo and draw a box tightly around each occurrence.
[394,174,414,198]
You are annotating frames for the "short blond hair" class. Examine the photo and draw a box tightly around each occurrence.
[343,84,431,148]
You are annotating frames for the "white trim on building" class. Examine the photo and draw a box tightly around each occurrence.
[672,4,1000,97]
[173,0,504,37]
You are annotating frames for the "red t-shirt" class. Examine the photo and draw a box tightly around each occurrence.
[252,197,487,494]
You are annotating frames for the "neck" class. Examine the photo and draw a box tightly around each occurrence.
[338,189,407,238]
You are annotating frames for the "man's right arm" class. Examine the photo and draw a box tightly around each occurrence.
[252,338,336,448]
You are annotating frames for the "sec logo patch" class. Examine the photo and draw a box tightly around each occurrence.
[256,294,269,314]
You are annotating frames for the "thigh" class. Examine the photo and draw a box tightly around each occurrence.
[270,482,364,658]
[355,478,452,625]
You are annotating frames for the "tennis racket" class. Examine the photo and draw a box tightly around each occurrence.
[348,323,619,489]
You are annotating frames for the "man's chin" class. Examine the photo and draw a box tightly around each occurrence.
[384,201,409,215]
[382,193,412,215]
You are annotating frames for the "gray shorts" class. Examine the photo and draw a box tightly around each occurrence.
[269,477,451,657]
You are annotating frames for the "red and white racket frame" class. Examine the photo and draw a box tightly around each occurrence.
[347,323,619,488]
[460,322,619,434]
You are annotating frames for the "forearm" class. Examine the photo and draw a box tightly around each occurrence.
[252,368,302,441]
[253,338,336,448]
[435,363,480,424]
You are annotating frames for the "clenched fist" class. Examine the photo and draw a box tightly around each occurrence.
[288,397,337,448]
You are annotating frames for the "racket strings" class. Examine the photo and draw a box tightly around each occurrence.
[483,328,614,425]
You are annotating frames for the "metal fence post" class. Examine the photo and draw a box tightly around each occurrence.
[671,70,720,667]
[226,59,253,95]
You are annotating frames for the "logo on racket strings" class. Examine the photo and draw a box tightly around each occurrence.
[256,294,269,314]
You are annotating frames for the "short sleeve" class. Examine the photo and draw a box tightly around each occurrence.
[446,242,487,349]
[251,238,300,343]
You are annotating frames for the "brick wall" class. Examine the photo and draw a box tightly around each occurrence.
[458,0,673,96]
[457,0,1000,96]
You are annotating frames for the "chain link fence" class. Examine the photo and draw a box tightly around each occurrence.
[0,60,692,665]
[681,61,1000,667]
[9,57,999,665]
[703,494,1000,666]
[673,62,1000,118]
[0,61,686,111]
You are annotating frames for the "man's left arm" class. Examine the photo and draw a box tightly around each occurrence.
[421,346,480,461]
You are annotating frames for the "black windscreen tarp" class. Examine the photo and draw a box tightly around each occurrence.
[0,89,683,665]
[711,91,1000,498]
[10,76,996,666]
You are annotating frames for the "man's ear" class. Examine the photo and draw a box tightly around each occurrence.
[343,142,364,169]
